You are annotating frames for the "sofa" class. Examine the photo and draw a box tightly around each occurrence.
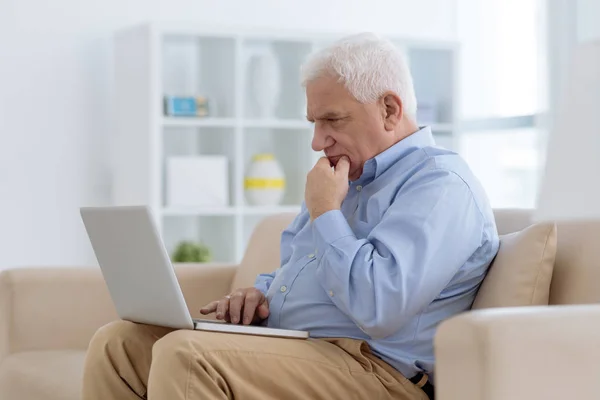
[1,209,600,400]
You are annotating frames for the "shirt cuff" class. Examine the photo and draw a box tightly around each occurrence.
[312,210,355,260]
[254,275,273,296]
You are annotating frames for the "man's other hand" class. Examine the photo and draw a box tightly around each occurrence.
[200,287,270,325]
[305,156,350,220]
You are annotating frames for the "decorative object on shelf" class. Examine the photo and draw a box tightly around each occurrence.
[166,156,229,207]
[172,241,212,263]
[164,95,210,117]
[244,153,285,206]
[247,48,281,118]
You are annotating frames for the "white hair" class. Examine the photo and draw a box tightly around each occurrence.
[300,32,417,121]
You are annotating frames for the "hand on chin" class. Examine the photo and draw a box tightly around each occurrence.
[306,156,350,221]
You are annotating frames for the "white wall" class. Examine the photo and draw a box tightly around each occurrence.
[0,0,458,268]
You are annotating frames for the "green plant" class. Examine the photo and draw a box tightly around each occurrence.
[172,241,212,263]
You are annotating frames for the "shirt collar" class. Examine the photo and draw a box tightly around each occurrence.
[355,126,436,184]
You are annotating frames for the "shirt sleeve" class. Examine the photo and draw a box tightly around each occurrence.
[312,168,485,339]
[254,203,309,295]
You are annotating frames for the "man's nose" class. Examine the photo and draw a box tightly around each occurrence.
[311,126,334,152]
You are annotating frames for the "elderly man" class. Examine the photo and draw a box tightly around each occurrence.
[82,33,498,400]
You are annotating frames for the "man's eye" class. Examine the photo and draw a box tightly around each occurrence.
[327,118,339,122]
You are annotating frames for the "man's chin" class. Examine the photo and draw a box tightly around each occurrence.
[348,166,363,181]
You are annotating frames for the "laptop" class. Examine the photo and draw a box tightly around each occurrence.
[80,205,309,339]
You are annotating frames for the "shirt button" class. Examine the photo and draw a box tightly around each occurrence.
[308,253,315,259]
[329,290,334,297]
[280,285,287,293]
[356,185,362,192]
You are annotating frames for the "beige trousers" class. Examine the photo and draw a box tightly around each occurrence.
[82,320,428,400]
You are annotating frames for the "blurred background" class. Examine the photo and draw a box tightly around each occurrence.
[0,0,596,268]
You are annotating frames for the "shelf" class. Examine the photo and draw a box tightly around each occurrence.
[162,117,312,130]
[162,206,238,216]
[161,205,301,217]
[242,205,301,215]
[243,119,311,129]
[161,117,449,132]
[115,24,459,263]
[162,117,237,128]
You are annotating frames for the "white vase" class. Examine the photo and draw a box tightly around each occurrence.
[248,49,281,119]
[244,154,285,206]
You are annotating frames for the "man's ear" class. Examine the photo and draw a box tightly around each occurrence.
[380,92,403,131]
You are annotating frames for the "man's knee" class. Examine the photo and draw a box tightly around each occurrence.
[88,320,139,350]
[152,330,227,369]
[153,330,193,361]
[85,320,140,363]
[154,330,225,355]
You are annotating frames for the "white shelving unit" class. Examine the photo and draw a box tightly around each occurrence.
[113,23,459,263]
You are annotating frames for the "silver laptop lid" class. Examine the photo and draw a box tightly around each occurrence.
[80,205,194,329]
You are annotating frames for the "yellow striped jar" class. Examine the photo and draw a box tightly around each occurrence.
[244,153,286,206]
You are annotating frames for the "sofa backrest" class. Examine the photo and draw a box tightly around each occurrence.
[233,209,600,306]
[229,213,297,291]
[3,265,237,352]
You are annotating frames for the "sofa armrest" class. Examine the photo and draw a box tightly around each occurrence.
[435,305,600,400]
[1,263,238,353]
[175,263,238,319]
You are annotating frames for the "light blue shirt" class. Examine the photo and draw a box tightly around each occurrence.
[255,126,499,381]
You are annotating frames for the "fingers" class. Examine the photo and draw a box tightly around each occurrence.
[316,156,331,168]
[200,300,218,315]
[228,291,245,324]
[216,296,230,320]
[335,156,350,177]
[203,289,269,325]
[242,290,263,325]
[256,301,270,321]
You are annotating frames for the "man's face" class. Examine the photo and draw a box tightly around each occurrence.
[306,76,388,181]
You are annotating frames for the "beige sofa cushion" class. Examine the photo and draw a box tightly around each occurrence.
[0,350,85,400]
[472,222,557,309]
[231,213,296,291]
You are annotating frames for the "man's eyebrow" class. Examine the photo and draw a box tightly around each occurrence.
[313,112,345,120]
